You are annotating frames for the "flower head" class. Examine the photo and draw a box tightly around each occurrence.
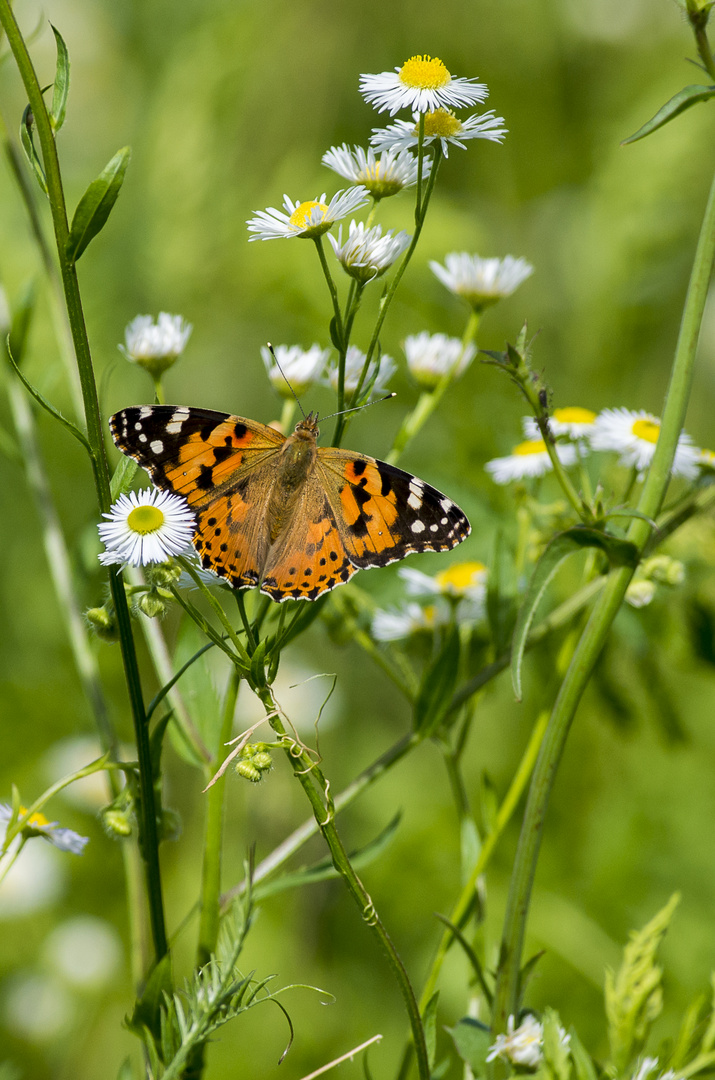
[403,332,476,390]
[328,221,411,283]
[486,1014,545,1068]
[327,345,396,398]
[589,408,699,479]
[485,440,577,484]
[430,253,533,310]
[247,188,369,241]
[372,602,441,642]
[371,109,507,158]
[98,488,196,567]
[260,344,330,398]
[360,55,488,116]
[0,804,88,855]
[400,562,487,616]
[523,407,597,441]
[699,448,715,471]
[322,144,427,199]
[120,314,192,378]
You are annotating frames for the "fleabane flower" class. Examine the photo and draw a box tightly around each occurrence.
[246,188,369,241]
[371,108,507,158]
[260,344,330,398]
[589,408,699,479]
[403,332,476,390]
[360,55,488,116]
[327,345,396,398]
[328,221,411,283]
[486,1014,544,1068]
[430,253,533,310]
[120,314,192,378]
[98,489,196,567]
[0,804,88,855]
[372,602,441,642]
[523,407,597,441]
[699,448,715,471]
[322,144,427,199]
[400,561,487,600]
[485,440,577,484]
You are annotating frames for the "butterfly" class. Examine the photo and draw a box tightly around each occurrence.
[109,405,471,602]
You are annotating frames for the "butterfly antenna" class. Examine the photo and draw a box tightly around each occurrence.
[320,392,396,423]
[267,343,307,419]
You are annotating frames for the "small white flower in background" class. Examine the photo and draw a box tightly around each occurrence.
[120,313,192,376]
[260,344,330,398]
[485,439,577,484]
[400,561,487,604]
[360,54,488,116]
[403,332,476,391]
[372,602,441,642]
[327,345,396,397]
[625,579,657,608]
[430,253,533,309]
[698,447,715,470]
[98,488,196,567]
[486,1014,545,1068]
[322,144,427,199]
[589,408,699,479]
[328,221,411,283]
[522,407,597,441]
[0,804,88,855]
[631,1057,675,1080]
[371,108,507,158]
[246,188,369,241]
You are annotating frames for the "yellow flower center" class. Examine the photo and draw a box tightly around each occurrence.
[399,55,451,90]
[514,439,547,456]
[553,407,596,425]
[701,448,715,462]
[19,807,50,828]
[289,200,328,229]
[435,561,487,594]
[421,108,462,138]
[127,505,165,535]
[632,418,660,444]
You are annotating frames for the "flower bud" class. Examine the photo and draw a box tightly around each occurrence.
[138,590,168,619]
[86,604,118,642]
[625,579,656,608]
[642,555,685,587]
[100,806,133,838]
[236,760,263,783]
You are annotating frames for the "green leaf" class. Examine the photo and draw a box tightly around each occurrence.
[170,619,223,762]
[329,317,343,352]
[19,104,47,195]
[542,1009,571,1080]
[448,1017,492,1075]
[569,1028,598,1080]
[8,279,36,365]
[434,913,493,1006]
[423,992,439,1070]
[487,529,517,655]
[622,84,715,145]
[66,146,131,263]
[115,1058,135,1080]
[127,953,172,1044]
[49,25,70,132]
[249,639,269,690]
[511,526,638,700]
[109,453,138,501]
[413,624,460,736]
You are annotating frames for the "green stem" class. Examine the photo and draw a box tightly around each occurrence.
[492,158,715,1031]
[0,0,168,961]
[690,8,715,82]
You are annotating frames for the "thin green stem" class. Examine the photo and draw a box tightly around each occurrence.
[492,158,715,1030]
[690,8,715,82]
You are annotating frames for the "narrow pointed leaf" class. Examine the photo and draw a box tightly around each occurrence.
[5,337,93,457]
[423,992,440,1070]
[622,84,715,145]
[413,624,460,736]
[49,25,70,132]
[511,526,638,700]
[19,105,47,195]
[66,146,131,263]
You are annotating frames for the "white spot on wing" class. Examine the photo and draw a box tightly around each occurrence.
[139,434,147,443]
[150,440,164,454]
[171,408,190,422]
[410,520,426,534]
[407,491,422,511]
[440,497,453,512]
[165,422,183,434]
[134,422,143,431]
[430,523,439,532]
[139,406,153,418]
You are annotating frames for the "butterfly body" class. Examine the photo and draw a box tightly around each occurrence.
[110,406,471,602]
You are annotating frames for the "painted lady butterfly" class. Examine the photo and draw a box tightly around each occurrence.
[109,406,471,602]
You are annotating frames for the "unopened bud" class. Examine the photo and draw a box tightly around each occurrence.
[236,760,262,783]
[86,605,118,642]
[625,579,656,608]
[100,806,133,838]
[643,555,685,587]
[138,591,168,619]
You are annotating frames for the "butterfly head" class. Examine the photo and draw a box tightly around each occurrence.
[293,412,320,439]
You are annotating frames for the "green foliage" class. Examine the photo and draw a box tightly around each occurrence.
[49,25,70,133]
[66,146,131,263]
[622,86,715,145]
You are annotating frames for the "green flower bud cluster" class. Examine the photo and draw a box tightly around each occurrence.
[86,602,118,642]
[235,743,273,783]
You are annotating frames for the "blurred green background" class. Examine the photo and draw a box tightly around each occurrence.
[3,0,715,1077]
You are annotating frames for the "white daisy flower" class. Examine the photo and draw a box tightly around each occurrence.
[630,1058,675,1080]
[485,439,577,485]
[328,221,411,283]
[699,448,715,470]
[370,108,507,158]
[430,253,533,310]
[360,55,488,116]
[120,313,192,376]
[0,804,88,856]
[486,1014,570,1069]
[400,562,487,604]
[372,602,440,642]
[260,343,330,398]
[246,188,369,241]
[403,331,476,391]
[98,488,196,567]
[327,345,396,397]
[589,408,699,479]
[322,144,427,199]
[522,407,597,441]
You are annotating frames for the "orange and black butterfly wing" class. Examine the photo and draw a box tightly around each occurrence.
[316,449,471,568]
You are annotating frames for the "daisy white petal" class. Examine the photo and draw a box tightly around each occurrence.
[403,331,476,390]
[486,1015,544,1068]
[400,561,487,604]
[247,188,369,241]
[370,108,507,158]
[372,602,440,641]
[0,804,88,855]
[522,407,597,440]
[326,345,396,397]
[120,313,192,377]
[485,440,577,484]
[360,55,488,116]
[322,144,428,199]
[328,221,411,283]
[590,408,698,479]
[430,253,533,310]
[98,488,196,567]
[260,344,330,398]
